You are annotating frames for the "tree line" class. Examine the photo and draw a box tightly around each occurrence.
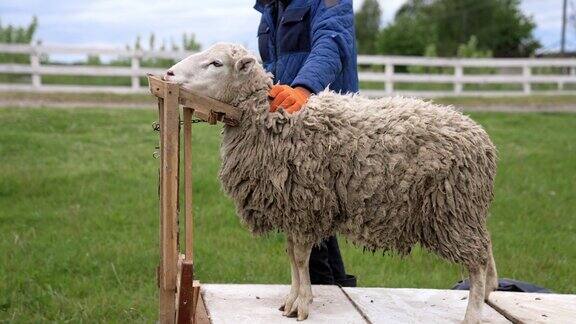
[0,17,38,64]
[0,16,201,67]
[355,0,540,58]
[0,1,549,63]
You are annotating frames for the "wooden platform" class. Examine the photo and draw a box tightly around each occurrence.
[199,284,576,324]
[488,291,576,323]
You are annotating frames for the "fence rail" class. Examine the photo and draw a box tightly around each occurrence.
[1,43,576,97]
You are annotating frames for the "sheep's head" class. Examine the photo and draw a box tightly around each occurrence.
[163,43,267,103]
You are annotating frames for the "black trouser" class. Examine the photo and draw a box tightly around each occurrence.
[309,236,357,287]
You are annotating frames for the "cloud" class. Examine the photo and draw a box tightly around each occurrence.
[0,0,572,52]
[521,0,574,51]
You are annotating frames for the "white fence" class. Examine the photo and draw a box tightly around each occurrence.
[1,43,576,97]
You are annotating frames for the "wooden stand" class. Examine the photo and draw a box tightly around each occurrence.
[148,75,239,324]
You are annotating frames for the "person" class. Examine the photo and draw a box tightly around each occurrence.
[254,0,358,287]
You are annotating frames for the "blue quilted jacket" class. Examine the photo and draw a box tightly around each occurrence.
[254,0,359,94]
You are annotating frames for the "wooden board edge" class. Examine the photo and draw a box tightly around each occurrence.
[192,280,200,316]
[176,261,194,324]
[148,74,170,99]
[194,289,210,324]
[338,286,372,324]
[158,83,180,324]
[486,299,522,324]
[148,74,241,125]
[179,87,240,119]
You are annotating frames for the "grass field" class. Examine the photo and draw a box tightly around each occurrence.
[1,107,575,322]
[2,91,576,108]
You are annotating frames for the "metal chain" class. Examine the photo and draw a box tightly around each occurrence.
[152,121,161,159]
[151,119,204,159]
[187,119,206,124]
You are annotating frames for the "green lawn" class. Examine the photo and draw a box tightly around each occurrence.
[2,91,576,108]
[0,107,575,322]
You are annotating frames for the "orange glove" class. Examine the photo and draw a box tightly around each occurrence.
[268,85,311,113]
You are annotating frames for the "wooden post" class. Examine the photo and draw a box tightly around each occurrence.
[183,107,194,261]
[175,106,196,323]
[159,82,180,324]
[131,52,141,91]
[566,67,576,91]
[523,65,531,94]
[385,63,394,95]
[30,42,41,89]
[177,261,194,323]
[454,64,463,94]
[147,74,239,324]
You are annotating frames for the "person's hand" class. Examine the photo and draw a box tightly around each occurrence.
[268,85,311,113]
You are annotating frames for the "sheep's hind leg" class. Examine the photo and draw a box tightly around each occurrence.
[280,237,300,316]
[286,241,313,321]
[484,240,498,300]
[463,263,487,324]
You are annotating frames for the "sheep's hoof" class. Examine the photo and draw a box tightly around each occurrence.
[286,296,311,321]
[297,309,309,321]
[286,309,298,318]
[278,305,285,311]
[281,292,299,316]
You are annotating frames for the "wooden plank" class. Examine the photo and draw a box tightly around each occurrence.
[343,287,509,324]
[177,261,194,324]
[357,54,576,67]
[358,89,576,98]
[178,86,241,122]
[202,284,366,324]
[0,83,148,94]
[37,44,132,56]
[159,83,180,324]
[37,44,195,58]
[183,107,193,260]
[1,42,575,67]
[149,75,169,99]
[0,63,34,73]
[487,291,576,324]
[147,75,240,126]
[360,71,576,84]
[0,43,33,53]
[37,65,163,77]
[2,46,575,99]
[194,293,211,324]
[0,65,157,78]
[192,280,201,317]
[0,44,192,59]
[157,97,170,319]
[157,97,165,291]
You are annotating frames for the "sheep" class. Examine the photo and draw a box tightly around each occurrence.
[164,43,499,323]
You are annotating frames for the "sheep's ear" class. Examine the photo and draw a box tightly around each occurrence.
[235,56,256,75]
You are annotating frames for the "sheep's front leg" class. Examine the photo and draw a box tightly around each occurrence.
[463,264,486,324]
[286,241,313,321]
[280,237,300,316]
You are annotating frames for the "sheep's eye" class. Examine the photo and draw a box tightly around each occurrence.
[210,60,223,67]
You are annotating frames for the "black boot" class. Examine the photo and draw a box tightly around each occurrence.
[309,236,357,287]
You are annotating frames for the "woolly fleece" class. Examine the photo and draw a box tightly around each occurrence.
[216,47,497,268]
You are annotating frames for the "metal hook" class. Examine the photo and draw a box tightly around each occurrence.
[152,121,160,132]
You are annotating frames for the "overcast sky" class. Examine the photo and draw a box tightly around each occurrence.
[0,0,573,53]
